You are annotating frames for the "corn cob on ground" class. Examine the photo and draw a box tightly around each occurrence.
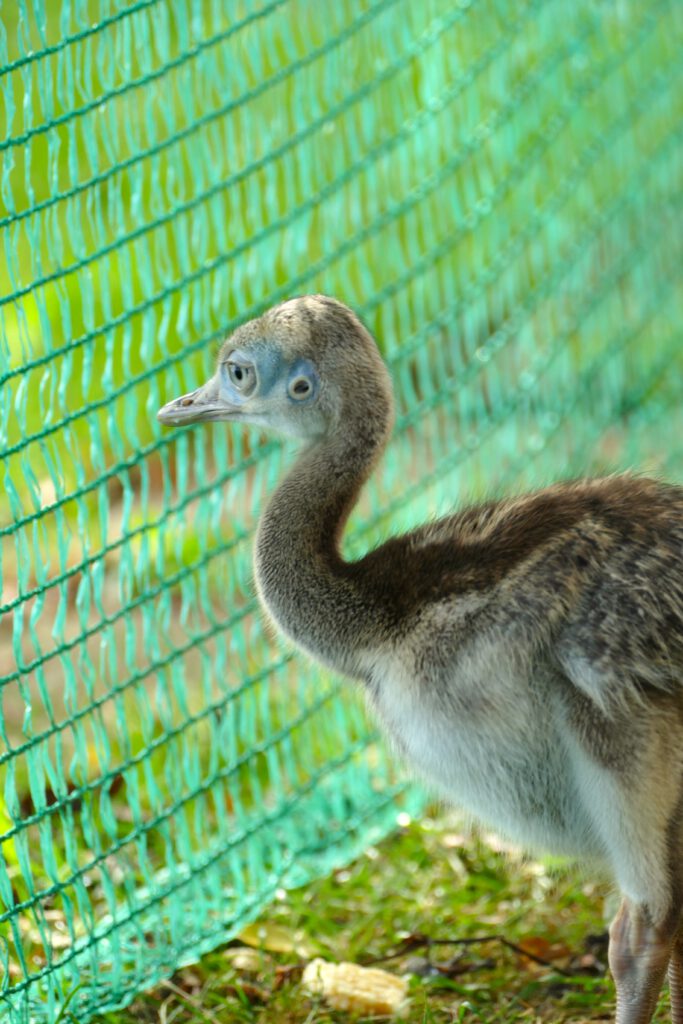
[302,957,410,1017]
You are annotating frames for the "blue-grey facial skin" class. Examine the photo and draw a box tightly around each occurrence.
[158,341,325,439]
[218,343,283,406]
[219,345,319,404]
[285,357,319,403]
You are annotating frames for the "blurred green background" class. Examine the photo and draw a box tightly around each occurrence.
[0,0,682,1021]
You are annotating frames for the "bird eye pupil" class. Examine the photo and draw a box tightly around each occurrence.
[294,380,309,394]
[226,360,256,395]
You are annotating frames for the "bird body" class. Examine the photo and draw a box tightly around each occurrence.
[261,456,683,876]
[158,295,683,1024]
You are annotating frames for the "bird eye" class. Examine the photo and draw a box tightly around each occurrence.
[227,360,256,395]
[288,376,313,400]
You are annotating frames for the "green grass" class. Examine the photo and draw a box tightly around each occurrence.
[97,811,657,1024]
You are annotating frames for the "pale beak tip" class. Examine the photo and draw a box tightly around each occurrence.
[156,383,226,427]
[156,401,181,426]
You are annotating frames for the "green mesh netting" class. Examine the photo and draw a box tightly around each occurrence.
[1,0,682,1020]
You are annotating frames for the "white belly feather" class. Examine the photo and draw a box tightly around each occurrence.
[360,641,601,860]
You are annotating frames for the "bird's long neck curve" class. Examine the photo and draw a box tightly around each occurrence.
[254,392,393,678]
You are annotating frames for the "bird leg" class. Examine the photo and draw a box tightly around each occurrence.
[668,929,683,1024]
[609,898,673,1024]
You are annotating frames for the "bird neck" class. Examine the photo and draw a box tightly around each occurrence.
[254,402,391,677]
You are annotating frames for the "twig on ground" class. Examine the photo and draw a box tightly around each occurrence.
[361,932,578,977]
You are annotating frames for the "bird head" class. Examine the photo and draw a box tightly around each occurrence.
[157,295,394,444]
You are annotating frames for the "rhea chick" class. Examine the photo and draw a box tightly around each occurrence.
[158,295,683,1024]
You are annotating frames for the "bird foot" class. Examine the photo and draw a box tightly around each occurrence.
[609,900,673,1024]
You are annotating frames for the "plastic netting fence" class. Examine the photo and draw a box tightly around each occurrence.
[1,0,682,1020]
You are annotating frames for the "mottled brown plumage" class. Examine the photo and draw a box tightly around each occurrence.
[158,295,683,1024]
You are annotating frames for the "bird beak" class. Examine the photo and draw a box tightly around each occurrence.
[157,375,237,426]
